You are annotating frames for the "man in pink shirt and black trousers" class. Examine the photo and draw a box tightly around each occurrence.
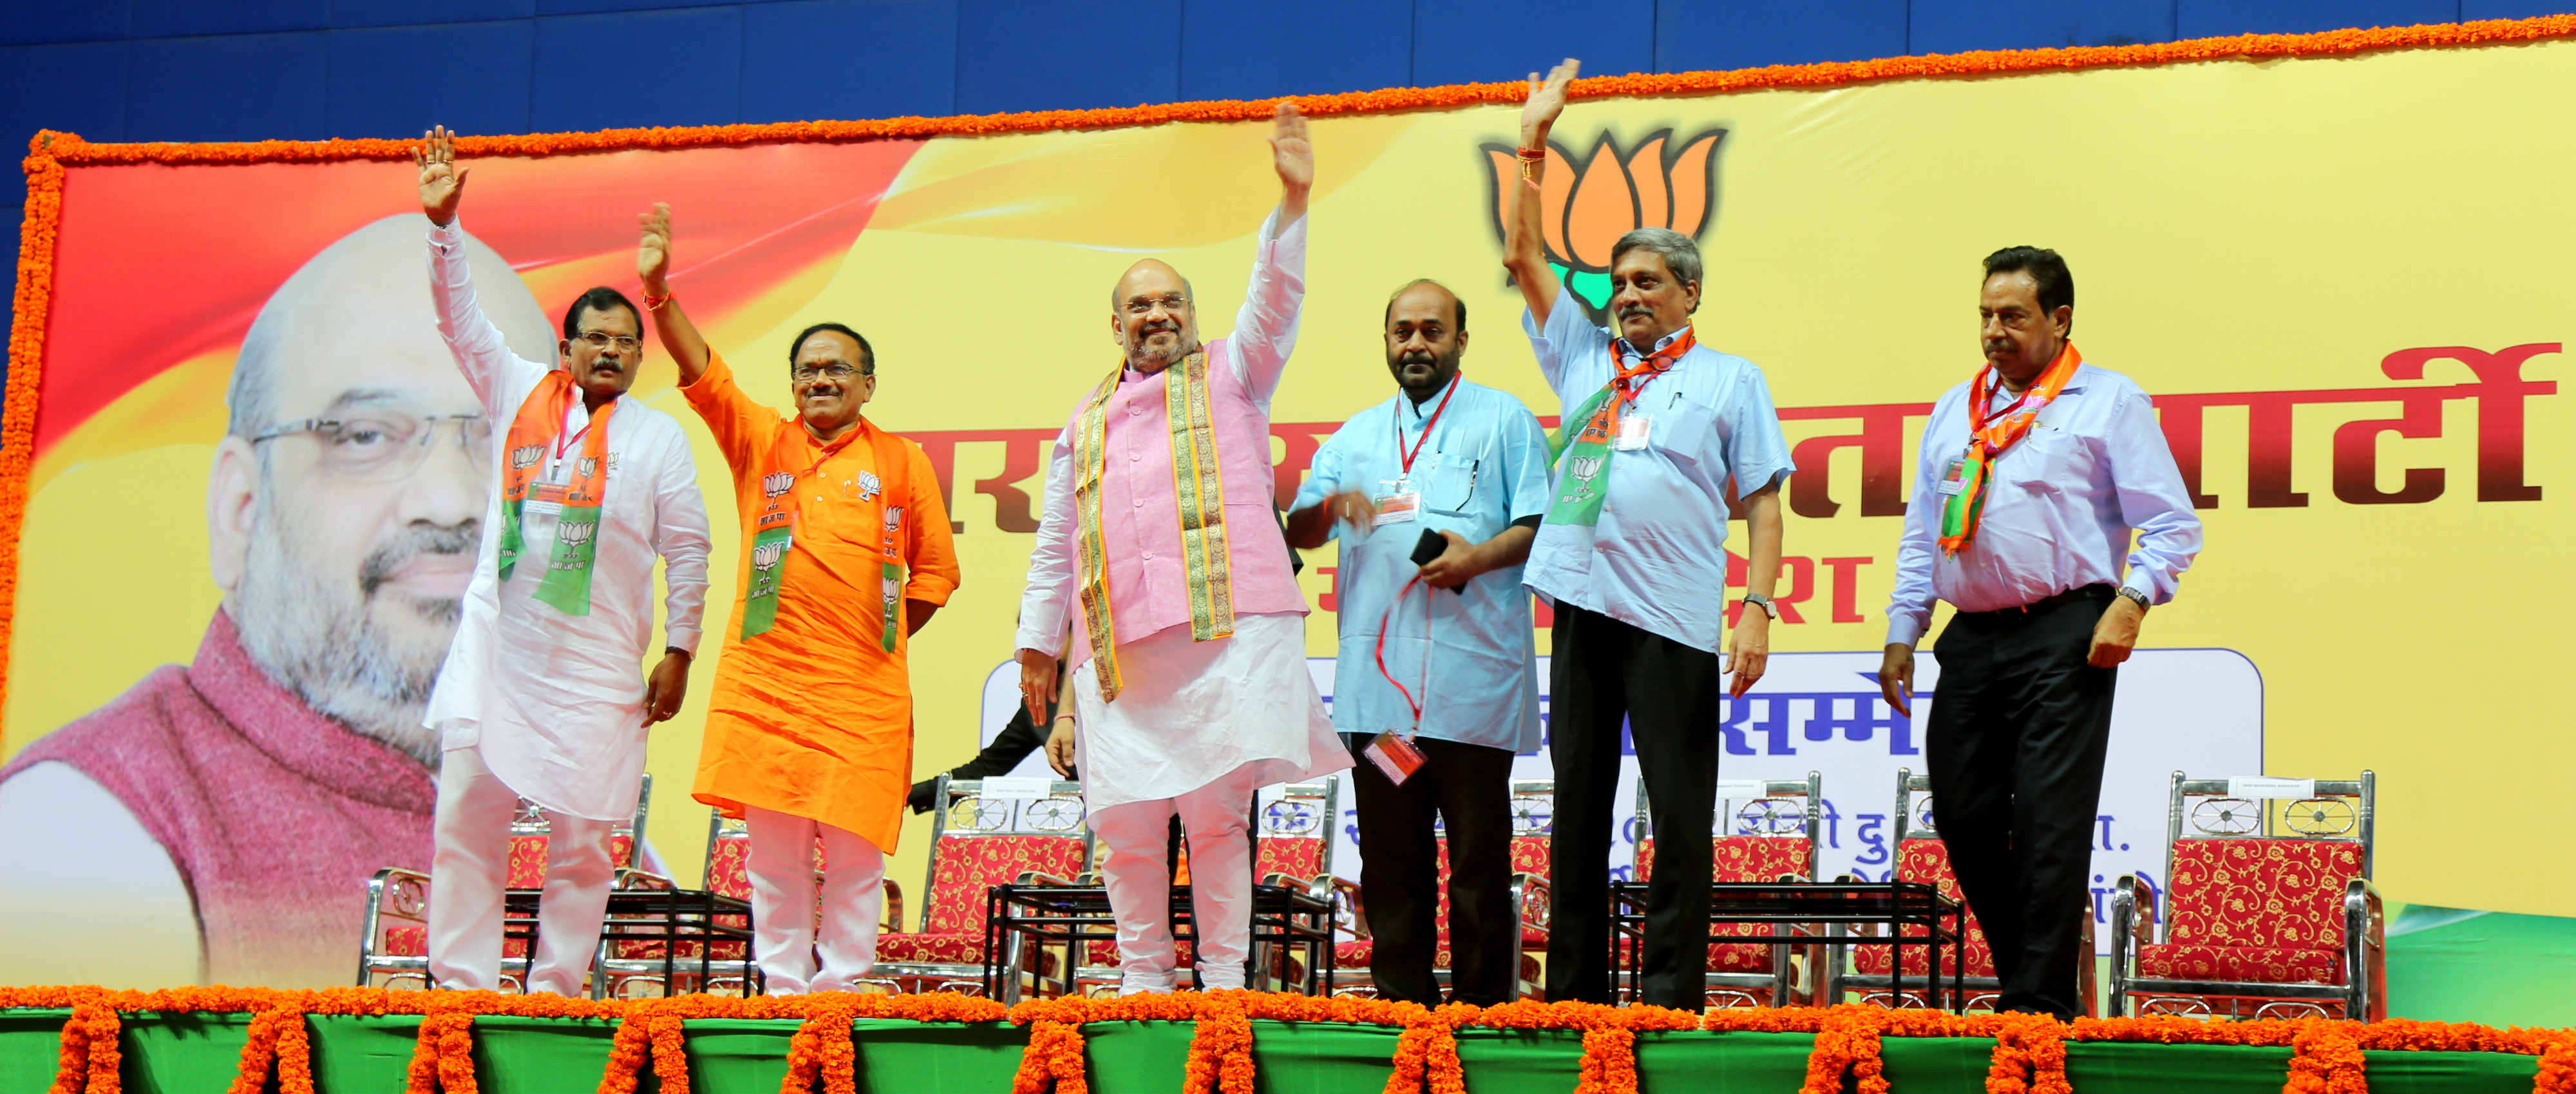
[1014,103,1350,995]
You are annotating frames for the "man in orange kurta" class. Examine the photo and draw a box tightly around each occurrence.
[639,205,960,993]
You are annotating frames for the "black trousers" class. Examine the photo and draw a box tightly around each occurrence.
[1925,584,2119,1021]
[1344,733,1519,1005]
[1544,603,1722,1008]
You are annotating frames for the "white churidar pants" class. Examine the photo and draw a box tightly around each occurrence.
[1088,762,1262,994]
[427,744,616,995]
[744,805,886,994]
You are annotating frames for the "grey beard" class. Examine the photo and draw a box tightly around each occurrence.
[231,496,472,769]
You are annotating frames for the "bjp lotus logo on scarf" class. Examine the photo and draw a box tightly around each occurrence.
[1482,128,1727,320]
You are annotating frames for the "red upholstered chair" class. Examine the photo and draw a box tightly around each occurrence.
[357,774,652,990]
[593,809,832,997]
[1327,780,1553,1001]
[2110,771,2382,1021]
[877,775,1092,997]
[1825,769,2092,1015]
[1625,773,1824,1008]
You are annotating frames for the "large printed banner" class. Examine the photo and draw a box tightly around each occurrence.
[2,24,2571,989]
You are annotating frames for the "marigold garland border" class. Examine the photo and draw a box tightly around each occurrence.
[5,14,2576,729]
[3,986,2573,1094]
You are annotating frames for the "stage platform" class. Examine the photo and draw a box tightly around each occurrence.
[2,987,2566,1093]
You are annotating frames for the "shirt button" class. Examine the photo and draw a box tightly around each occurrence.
[1132,498,1144,508]
[1130,451,1141,463]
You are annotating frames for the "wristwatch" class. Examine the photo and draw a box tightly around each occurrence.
[2115,587,2152,613]
[1742,592,1778,620]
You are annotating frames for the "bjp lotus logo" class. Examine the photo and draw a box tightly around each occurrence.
[1482,128,1727,320]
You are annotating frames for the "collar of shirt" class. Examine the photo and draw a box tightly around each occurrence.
[1399,373,1461,423]
[1616,323,1696,360]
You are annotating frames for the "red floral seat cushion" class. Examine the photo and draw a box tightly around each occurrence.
[2163,840,2361,952]
[1853,840,1996,979]
[1634,835,1810,884]
[703,835,753,901]
[872,834,1083,972]
[2135,943,2342,984]
[381,925,527,959]
[1707,941,1777,972]
[877,933,989,966]
[1258,837,1325,881]
[920,835,1088,935]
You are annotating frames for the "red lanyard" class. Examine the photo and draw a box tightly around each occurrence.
[1605,329,1694,417]
[1393,374,1461,477]
[1372,575,1433,731]
[553,404,594,460]
[1971,372,2037,432]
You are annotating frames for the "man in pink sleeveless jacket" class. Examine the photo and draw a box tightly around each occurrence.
[1014,103,1350,995]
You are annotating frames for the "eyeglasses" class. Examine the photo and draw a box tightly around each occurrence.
[573,331,641,352]
[793,363,870,382]
[1122,294,1190,316]
[251,412,493,481]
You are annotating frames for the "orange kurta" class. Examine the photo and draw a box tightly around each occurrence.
[682,352,960,853]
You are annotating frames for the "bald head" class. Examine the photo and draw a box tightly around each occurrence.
[229,215,553,438]
[1383,278,1469,403]
[1108,259,1200,373]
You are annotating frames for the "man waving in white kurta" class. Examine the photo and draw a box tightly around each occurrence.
[412,127,713,996]
[1016,102,1350,995]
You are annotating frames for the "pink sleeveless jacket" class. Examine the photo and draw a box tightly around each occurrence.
[1067,336,1305,666]
[0,612,436,987]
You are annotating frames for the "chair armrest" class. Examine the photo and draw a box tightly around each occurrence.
[1326,876,1369,939]
[2076,896,2099,1019]
[2344,876,2387,1022]
[1510,872,1551,933]
[2109,875,2152,1017]
[882,878,905,935]
[360,867,433,940]
[1016,870,1081,887]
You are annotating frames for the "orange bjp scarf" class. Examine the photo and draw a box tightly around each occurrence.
[1937,342,2080,555]
[496,370,616,614]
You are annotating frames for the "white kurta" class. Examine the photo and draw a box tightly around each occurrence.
[421,218,711,823]
[1066,611,1342,810]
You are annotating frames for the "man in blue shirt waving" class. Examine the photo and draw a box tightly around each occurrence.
[1880,247,2202,1021]
[1288,278,1552,1006]
[1506,60,1795,1010]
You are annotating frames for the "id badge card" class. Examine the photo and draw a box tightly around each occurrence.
[1937,455,1969,496]
[1363,731,1427,785]
[523,481,572,519]
[1374,479,1420,526]
[1614,414,1651,451]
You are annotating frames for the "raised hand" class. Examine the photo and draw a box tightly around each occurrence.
[1269,101,1313,220]
[413,125,469,227]
[637,202,673,295]
[1520,58,1580,148]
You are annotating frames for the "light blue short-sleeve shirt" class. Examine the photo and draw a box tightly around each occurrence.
[1294,376,1552,753]
[1519,285,1795,653]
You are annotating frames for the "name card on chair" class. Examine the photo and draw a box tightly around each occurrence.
[2227,776,2316,800]
[1715,779,1768,800]
[981,776,1054,801]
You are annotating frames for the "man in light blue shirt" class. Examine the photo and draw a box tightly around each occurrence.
[1287,279,1551,1006]
[1880,246,2202,1021]
[1506,60,1795,1010]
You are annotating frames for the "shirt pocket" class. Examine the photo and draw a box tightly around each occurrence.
[2000,425,2074,492]
[1417,451,1482,517]
[1647,388,1726,472]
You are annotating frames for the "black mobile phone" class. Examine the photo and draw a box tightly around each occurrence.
[1412,528,1465,594]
